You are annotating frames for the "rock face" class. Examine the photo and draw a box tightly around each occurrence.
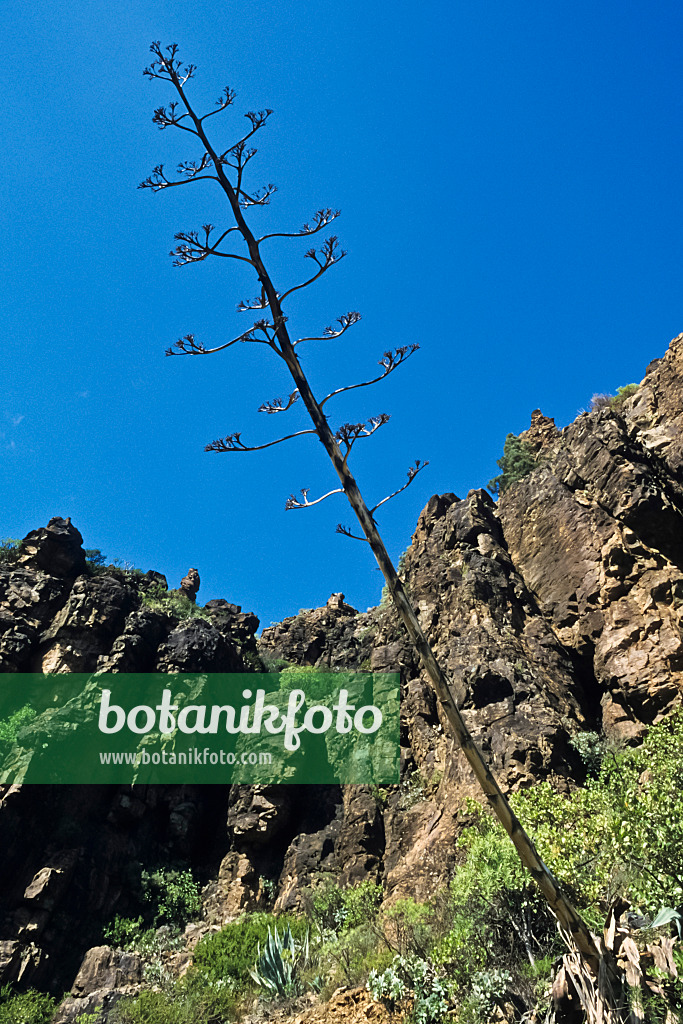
[180,567,200,603]
[498,335,683,742]
[0,334,682,1008]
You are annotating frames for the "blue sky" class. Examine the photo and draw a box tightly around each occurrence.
[2,1,682,628]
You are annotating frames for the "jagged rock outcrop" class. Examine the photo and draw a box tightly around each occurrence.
[0,333,682,1012]
[180,567,200,603]
[0,529,261,992]
[53,945,143,1024]
[498,334,683,742]
[256,486,593,904]
[259,592,363,668]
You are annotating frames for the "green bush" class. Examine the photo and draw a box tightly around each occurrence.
[505,711,683,920]
[0,986,57,1024]
[569,730,605,776]
[141,868,202,929]
[318,922,392,994]
[487,435,537,496]
[384,898,450,961]
[103,915,146,949]
[368,954,451,1024]
[374,711,683,1020]
[600,709,683,908]
[141,587,210,622]
[0,539,21,567]
[311,879,383,934]
[0,705,37,759]
[439,711,683,978]
[278,665,337,700]
[610,382,639,409]
[432,811,555,1006]
[192,913,307,988]
[84,548,107,567]
[110,969,237,1024]
[590,382,639,413]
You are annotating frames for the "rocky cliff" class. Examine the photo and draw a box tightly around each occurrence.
[1,333,682,1012]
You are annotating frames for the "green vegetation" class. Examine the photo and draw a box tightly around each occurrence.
[0,705,36,760]
[590,382,639,412]
[110,970,237,1024]
[193,913,308,989]
[84,548,107,567]
[278,665,331,700]
[311,879,383,933]
[104,868,203,956]
[140,868,202,929]
[0,539,21,567]
[104,915,147,949]
[364,714,683,1021]
[489,382,640,498]
[611,382,639,408]
[487,434,538,496]
[67,714,683,1020]
[369,955,450,1024]
[141,583,210,621]
[249,924,311,997]
[0,986,57,1024]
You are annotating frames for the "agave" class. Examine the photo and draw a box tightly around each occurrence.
[249,924,310,997]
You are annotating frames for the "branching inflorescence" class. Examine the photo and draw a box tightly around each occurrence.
[141,41,422,520]
[142,41,610,986]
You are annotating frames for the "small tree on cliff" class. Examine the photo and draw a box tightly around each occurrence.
[141,42,620,1015]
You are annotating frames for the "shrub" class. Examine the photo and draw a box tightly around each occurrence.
[311,879,383,933]
[384,897,450,960]
[447,710,683,942]
[433,810,555,1000]
[0,539,21,567]
[610,382,639,409]
[110,969,237,1024]
[590,383,639,413]
[487,435,537,496]
[368,954,451,1024]
[192,913,307,988]
[84,548,107,567]
[570,730,605,776]
[140,868,202,929]
[0,705,37,759]
[103,915,145,949]
[278,665,332,701]
[318,921,392,994]
[589,393,613,411]
[141,587,210,622]
[466,968,512,1020]
[600,708,683,908]
[0,986,57,1024]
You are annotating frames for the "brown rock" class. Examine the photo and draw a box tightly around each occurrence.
[70,945,143,997]
[18,517,86,578]
[202,851,260,923]
[498,342,683,735]
[180,567,200,603]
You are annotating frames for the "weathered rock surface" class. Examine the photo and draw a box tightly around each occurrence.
[0,527,260,992]
[18,518,86,579]
[180,567,200,603]
[52,945,143,1024]
[498,334,683,741]
[0,334,682,1011]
